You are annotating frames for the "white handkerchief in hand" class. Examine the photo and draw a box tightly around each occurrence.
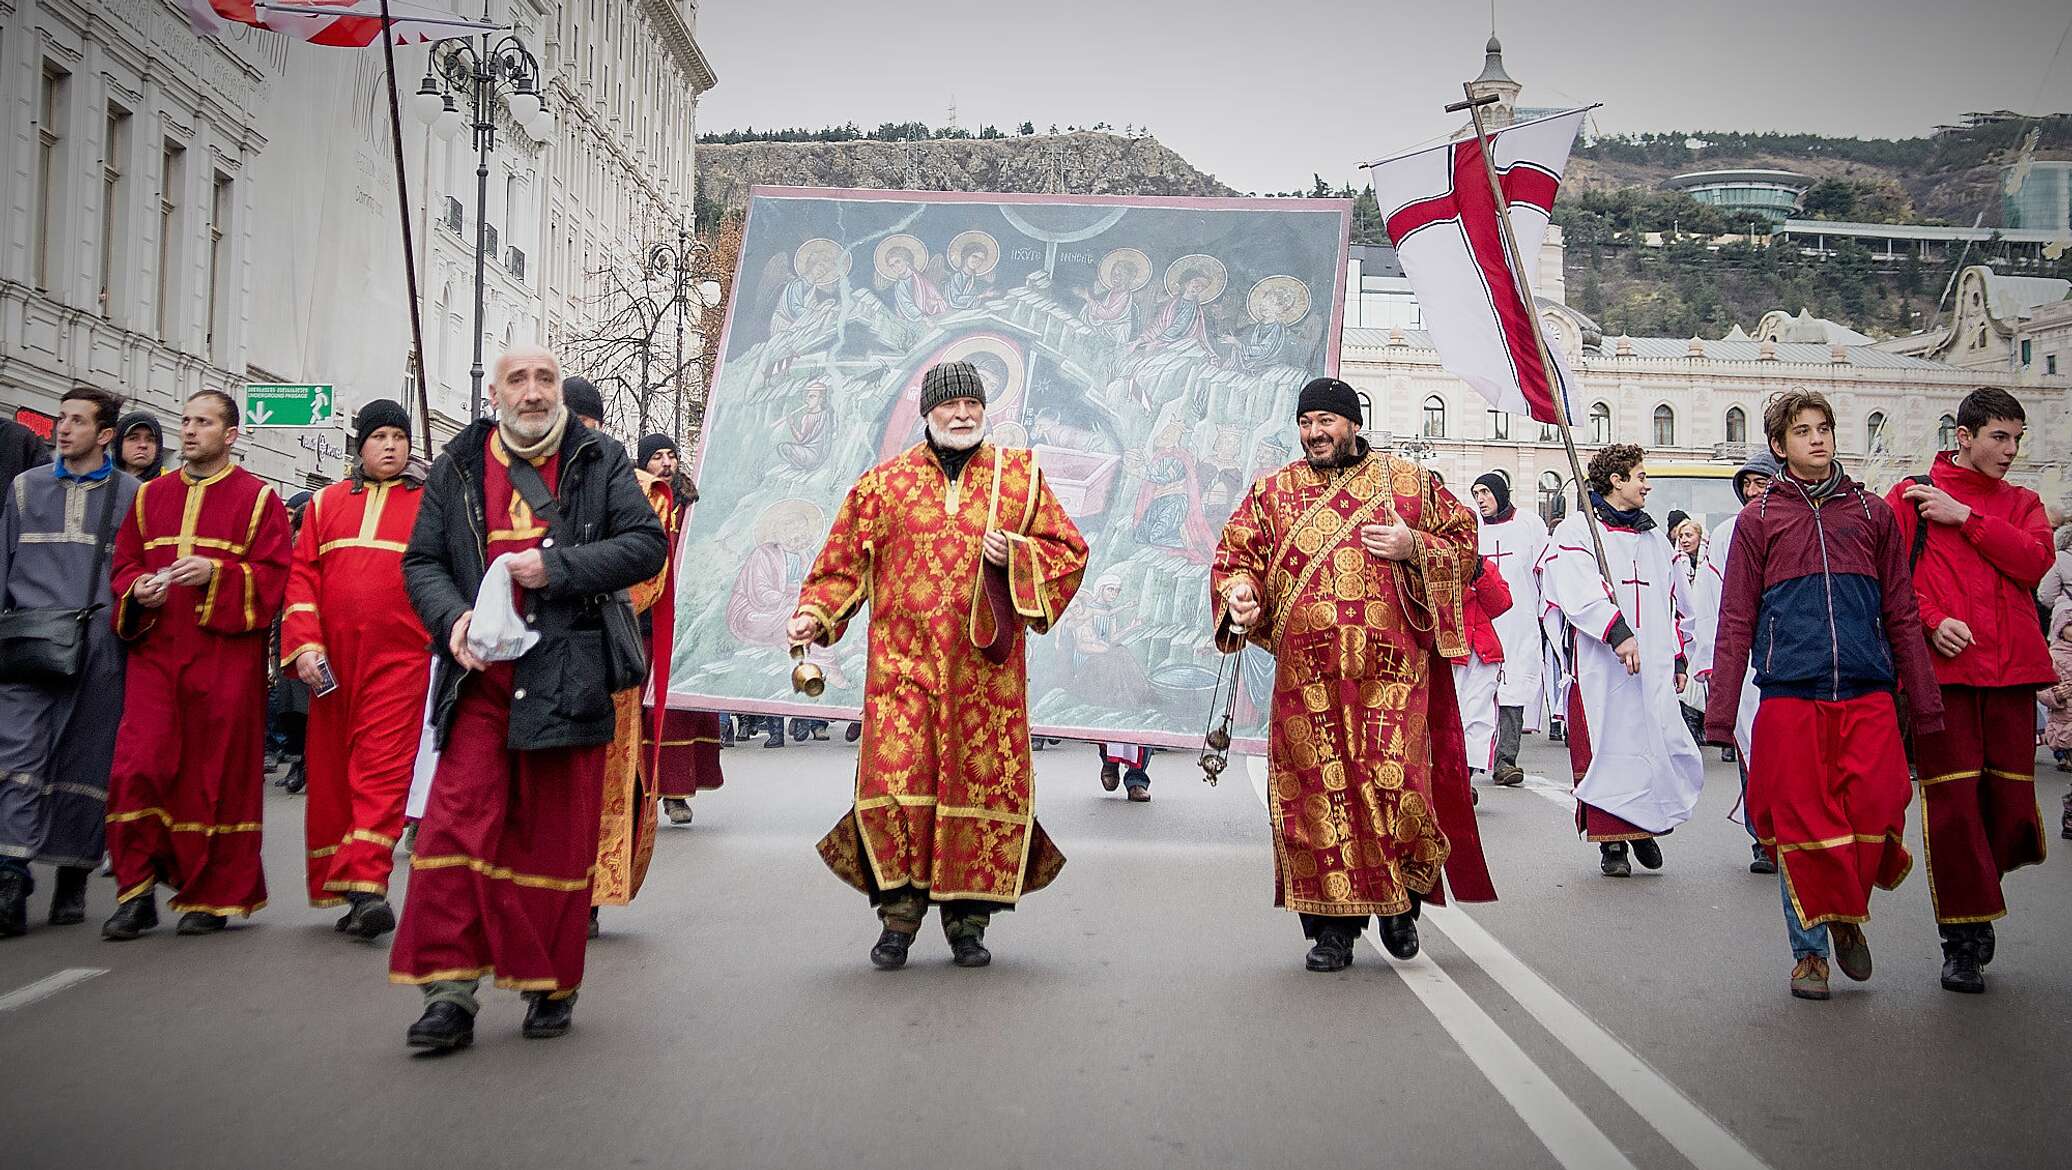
[467,554,542,662]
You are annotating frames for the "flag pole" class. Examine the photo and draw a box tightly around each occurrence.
[377,0,436,452]
[1446,85,1614,587]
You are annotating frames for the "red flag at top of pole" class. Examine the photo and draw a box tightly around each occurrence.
[179,0,495,46]
[1363,108,1592,426]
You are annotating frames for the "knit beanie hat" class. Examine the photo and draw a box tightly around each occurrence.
[918,361,987,416]
[353,399,411,452]
[1295,377,1362,424]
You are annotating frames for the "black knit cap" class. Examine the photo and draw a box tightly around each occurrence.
[562,375,605,422]
[918,361,987,416]
[637,433,677,468]
[1295,377,1362,425]
[353,399,411,452]
[1472,472,1512,514]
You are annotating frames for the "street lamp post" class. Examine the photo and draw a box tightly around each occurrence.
[645,226,721,447]
[413,15,555,423]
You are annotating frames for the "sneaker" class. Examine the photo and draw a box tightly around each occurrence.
[1790,956,1830,1000]
[1939,928,1985,994]
[1631,837,1663,870]
[663,798,695,825]
[1828,922,1872,982]
[1492,765,1525,787]
[1599,842,1631,877]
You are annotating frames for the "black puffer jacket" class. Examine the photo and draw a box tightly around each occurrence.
[405,418,668,751]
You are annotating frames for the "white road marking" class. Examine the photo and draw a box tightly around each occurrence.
[1243,755,1775,1170]
[1378,940,1639,1170]
[1522,774,1575,807]
[0,967,107,1012]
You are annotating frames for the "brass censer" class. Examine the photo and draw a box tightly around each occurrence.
[1198,622,1246,786]
[789,643,825,697]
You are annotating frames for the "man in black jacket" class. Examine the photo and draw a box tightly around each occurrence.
[389,343,667,1052]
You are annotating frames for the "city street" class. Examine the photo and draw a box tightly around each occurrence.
[2,732,2067,1170]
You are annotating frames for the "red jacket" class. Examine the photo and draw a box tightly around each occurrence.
[1449,555,1513,665]
[1885,451,2056,689]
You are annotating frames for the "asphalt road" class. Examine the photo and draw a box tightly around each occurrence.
[2,729,2067,1170]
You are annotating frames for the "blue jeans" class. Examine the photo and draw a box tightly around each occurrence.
[1782,871,1829,960]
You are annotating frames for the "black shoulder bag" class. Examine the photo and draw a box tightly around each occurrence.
[0,474,120,684]
[501,456,650,693]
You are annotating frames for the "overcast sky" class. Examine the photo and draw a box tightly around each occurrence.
[695,0,2072,194]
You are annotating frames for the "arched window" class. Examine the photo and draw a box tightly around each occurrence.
[1654,404,1676,447]
[1355,391,1373,427]
[1537,470,1564,525]
[1725,406,1747,444]
[1867,411,1888,454]
[1423,395,1446,438]
[1938,414,1957,449]
[1589,401,1612,445]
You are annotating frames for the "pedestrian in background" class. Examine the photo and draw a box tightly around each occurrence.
[102,390,291,940]
[2035,604,2072,838]
[0,386,137,936]
[0,411,49,494]
[114,411,166,483]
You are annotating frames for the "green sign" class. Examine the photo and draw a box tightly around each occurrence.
[243,383,335,428]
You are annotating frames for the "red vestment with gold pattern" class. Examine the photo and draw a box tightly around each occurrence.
[592,469,673,906]
[801,442,1087,908]
[281,475,429,906]
[641,495,725,799]
[1210,450,1494,918]
[106,464,291,915]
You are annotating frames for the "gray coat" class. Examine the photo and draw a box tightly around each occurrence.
[404,419,668,752]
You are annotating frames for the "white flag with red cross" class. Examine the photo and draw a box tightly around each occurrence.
[178,0,495,47]
[1364,108,1591,426]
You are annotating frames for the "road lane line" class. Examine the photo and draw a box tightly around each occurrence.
[1243,755,1774,1170]
[1422,904,1773,1170]
[0,967,107,1012]
[1378,941,1639,1170]
[1522,775,1575,807]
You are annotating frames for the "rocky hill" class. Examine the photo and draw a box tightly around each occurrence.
[694,132,1238,223]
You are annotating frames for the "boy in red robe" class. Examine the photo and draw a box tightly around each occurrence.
[1885,386,2055,993]
[103,390,291,939]
[280,400,428,939]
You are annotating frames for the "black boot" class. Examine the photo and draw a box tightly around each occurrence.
[406,1002,475,1052]
[102,892,159,940]
[588,906,601,939]
[344,893,396,940]
[1748,843,1778,875]
[869,928,914,970]
[1378,911,1420,960]
[950,934,992,968]
[1631,837,1663,870]
[1599,842,1631,877]
[1977,921,1996,968]
[48,866,89,926]
[1939,925,1985,994]
[521,991,576,1038]
[1305,927,1355,972]
[0,866,29,937]
[176,911,228,935]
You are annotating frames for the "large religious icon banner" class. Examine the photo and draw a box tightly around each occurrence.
[673,186,1351,749]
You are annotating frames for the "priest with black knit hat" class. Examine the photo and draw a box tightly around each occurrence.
[561,376,606,428]
[1468,468,1549,787]
[1210,374,1495,974]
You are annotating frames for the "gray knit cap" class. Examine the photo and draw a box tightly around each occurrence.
[918,361,987,416]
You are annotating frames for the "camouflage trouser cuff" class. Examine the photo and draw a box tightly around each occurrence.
[942,910,991,943]
[422,979,480,1015]
[878,892,927,934]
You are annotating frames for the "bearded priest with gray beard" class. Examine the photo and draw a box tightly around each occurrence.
[789,361,1088,971]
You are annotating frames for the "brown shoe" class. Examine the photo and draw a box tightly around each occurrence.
[1790,956,1830,1000]
[1828,923,1872,982]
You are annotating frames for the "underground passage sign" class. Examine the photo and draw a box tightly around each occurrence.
[672,186,1350,749]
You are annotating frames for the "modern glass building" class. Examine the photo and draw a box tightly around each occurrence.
[2004,161,2072,232]
[1663,169,1813,224]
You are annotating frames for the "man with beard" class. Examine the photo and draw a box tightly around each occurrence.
[390,345,666,1050]
[634,434,727,827]
[1536,444,1704,878]
[1468,472,1547,787]
[0,386,138,935]
[1213,377,1494,971]
[280,399,428,939]
[103,390,291,938]
[790,360,1088,970]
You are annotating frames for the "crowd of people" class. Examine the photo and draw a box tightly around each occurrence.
[0,355,2063,1053]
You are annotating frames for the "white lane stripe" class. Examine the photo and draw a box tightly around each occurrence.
[1423,905,1774,1170]
[1378,940,1638,1170]
[1523,774,1575,807]
[0,967,107,1012]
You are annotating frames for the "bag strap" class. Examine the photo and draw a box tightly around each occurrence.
[82,473,121,613]
[503,455,569,544]
[1906,473,1932,569]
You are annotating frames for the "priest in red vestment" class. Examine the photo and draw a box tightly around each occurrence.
[279,400,429,939]
[102,390,291,939]
[632,434,726,828]
[1212,378,1494,973]
[791,361,1087,971]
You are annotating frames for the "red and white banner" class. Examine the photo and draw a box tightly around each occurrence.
[1365,108,1590,426]
[179,0,495,47]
